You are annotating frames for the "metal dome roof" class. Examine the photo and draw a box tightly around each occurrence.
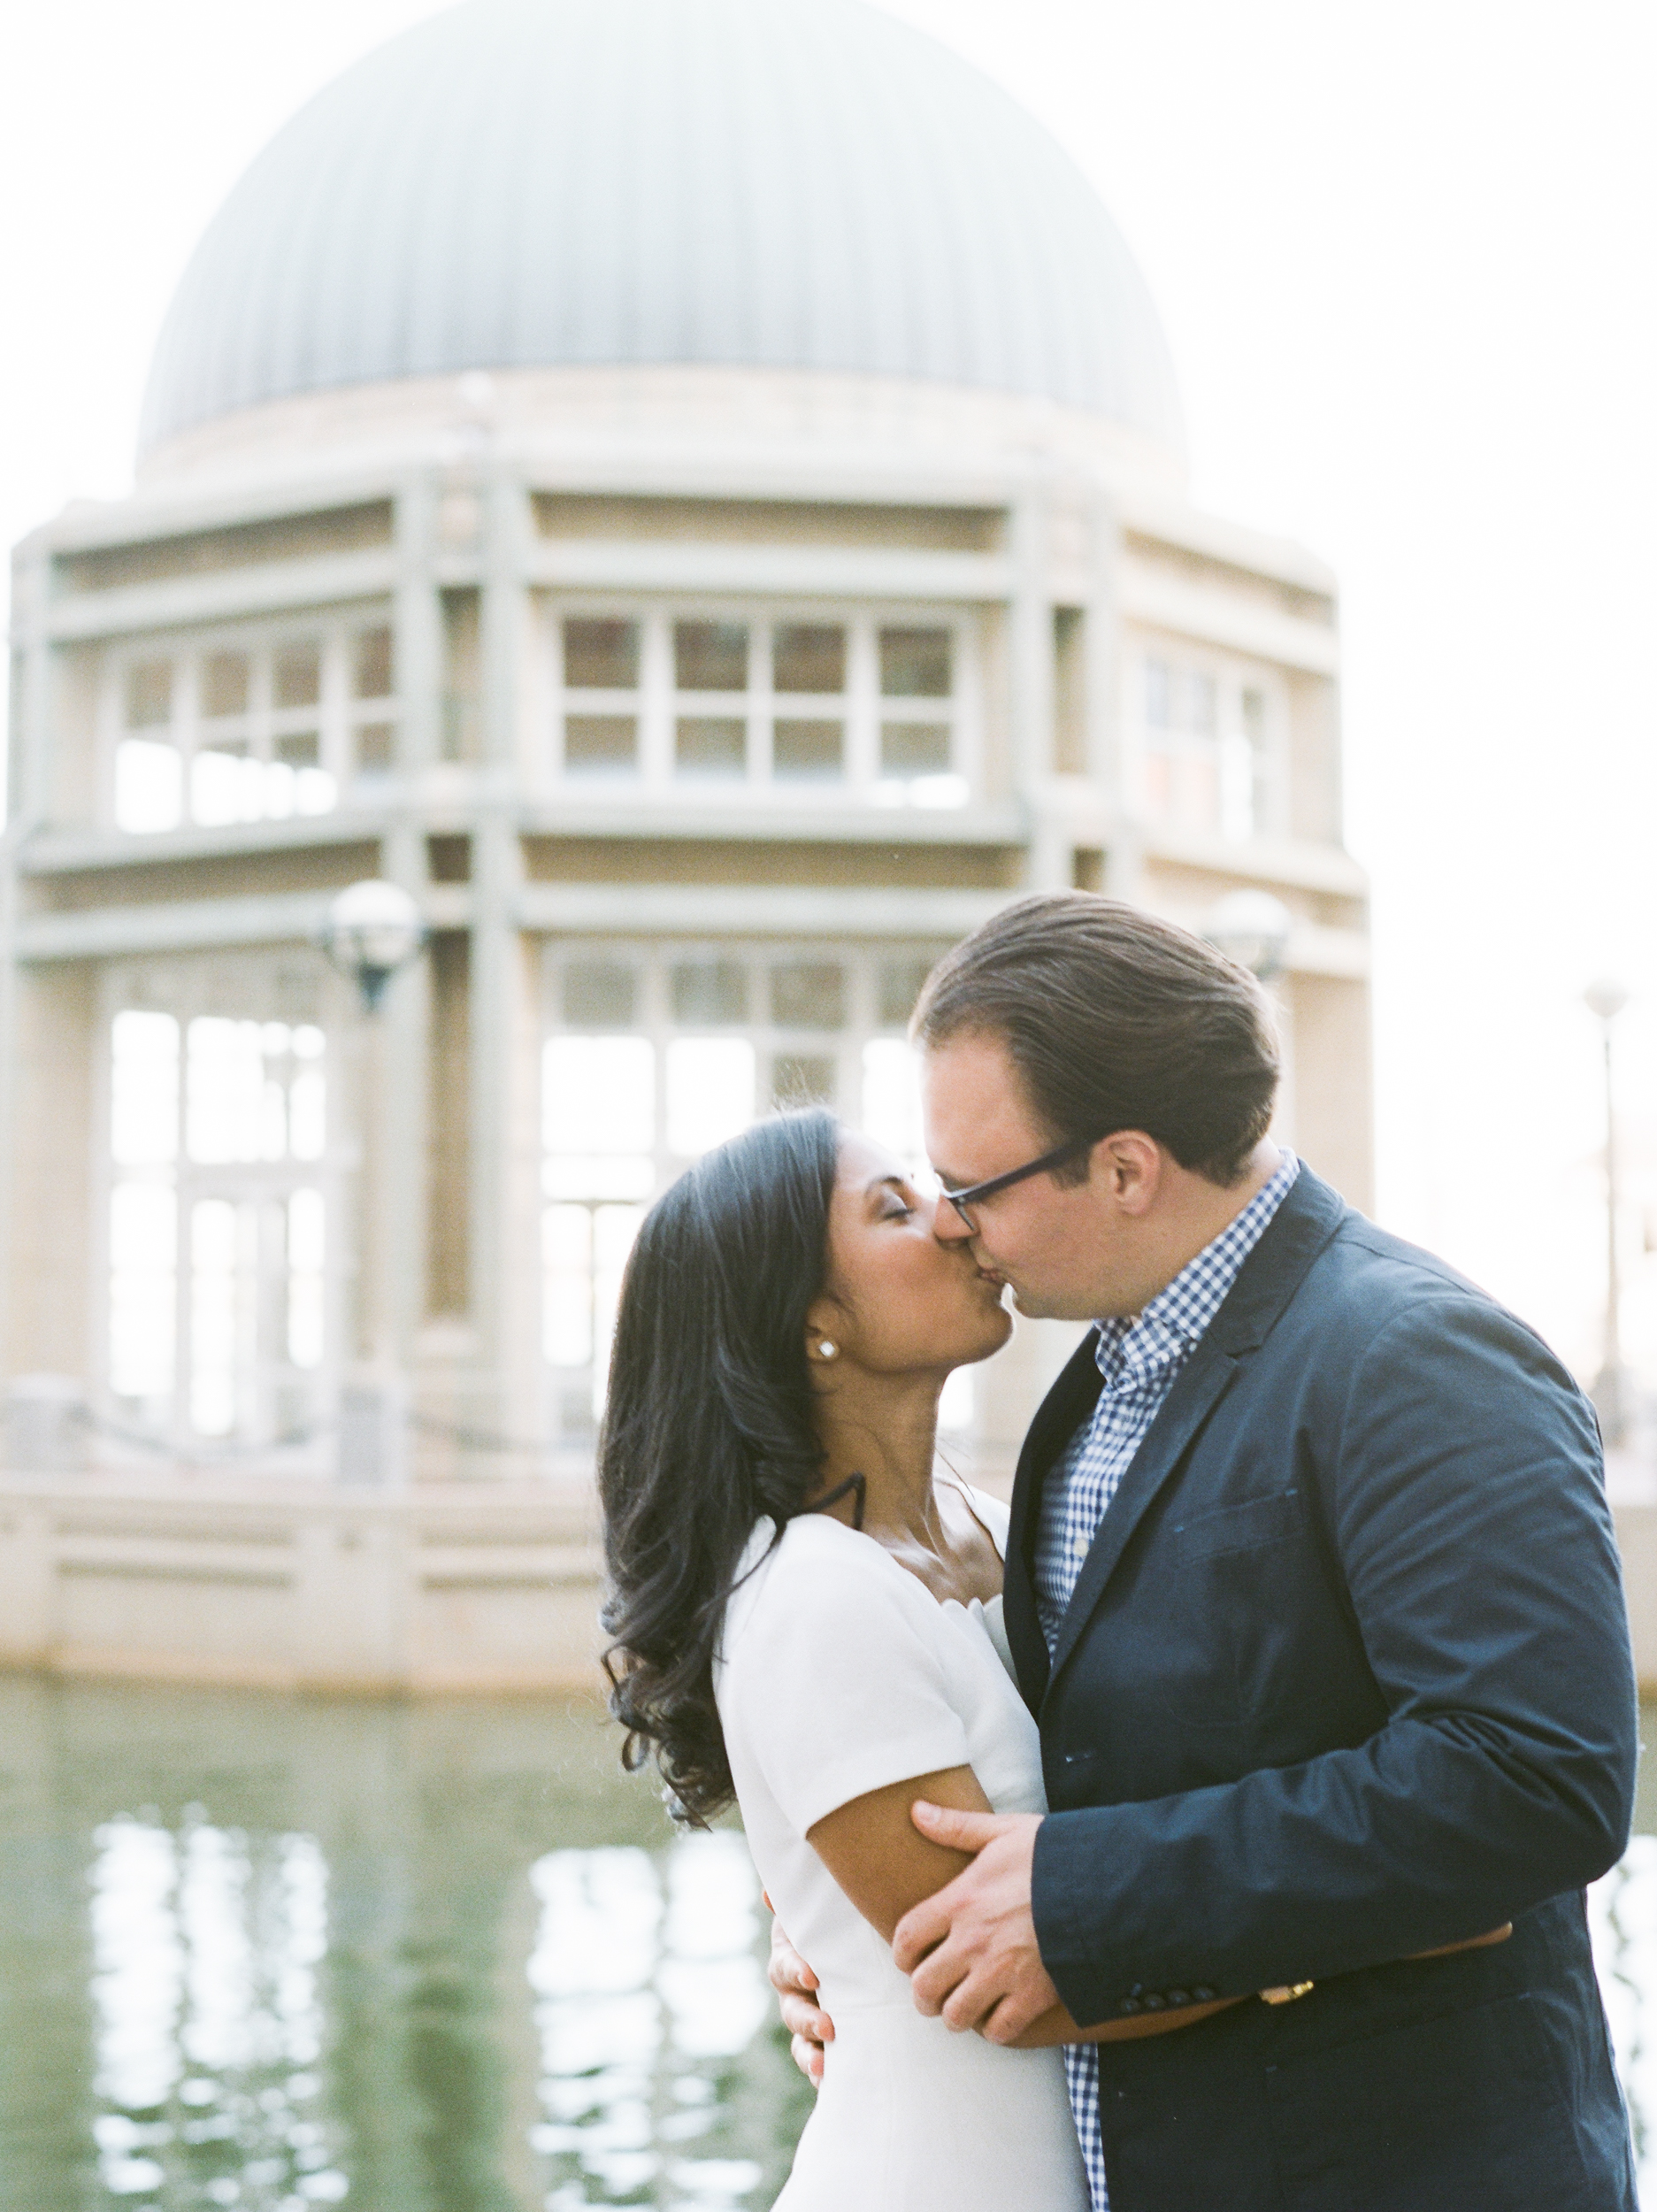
[138,0,1185,458]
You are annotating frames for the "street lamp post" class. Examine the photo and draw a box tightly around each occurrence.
[1584,978,1631,1448]
[318,881,431,1484]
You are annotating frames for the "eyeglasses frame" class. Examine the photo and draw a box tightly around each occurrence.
[939,1133,1102,1229]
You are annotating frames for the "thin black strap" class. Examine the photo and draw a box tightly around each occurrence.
[802,1471,866,1531]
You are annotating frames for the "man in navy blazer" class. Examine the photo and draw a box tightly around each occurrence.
[856,895,1638,2208]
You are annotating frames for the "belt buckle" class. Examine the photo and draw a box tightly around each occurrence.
[1260,1980,1316,2006]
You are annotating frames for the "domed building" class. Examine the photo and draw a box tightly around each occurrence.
[4,0,1368,1507]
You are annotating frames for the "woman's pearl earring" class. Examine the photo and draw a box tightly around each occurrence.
[817,1340,839,1361]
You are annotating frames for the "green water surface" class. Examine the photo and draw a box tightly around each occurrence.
[1,1677,1653,2211]
[0,1677,811,2212]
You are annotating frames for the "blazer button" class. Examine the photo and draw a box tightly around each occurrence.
[1118,1996,1143,2016]
[1192,1985,1216,2002]
[1141,1993,1167,2012]
[1166,1989,1191,2007]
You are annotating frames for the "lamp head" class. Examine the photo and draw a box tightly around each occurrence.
[319,879,428,1013]
[1202,889,1293,983]
[1584,978,1630,1025]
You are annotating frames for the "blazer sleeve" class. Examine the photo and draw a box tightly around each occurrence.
[1030,1291,1639,2023]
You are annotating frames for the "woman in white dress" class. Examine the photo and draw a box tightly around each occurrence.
[598,1110,1229,2209]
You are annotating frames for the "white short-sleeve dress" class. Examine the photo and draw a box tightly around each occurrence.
[714,1490,1090,2210]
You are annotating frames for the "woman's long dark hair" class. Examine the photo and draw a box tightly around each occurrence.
[598,1108,840,1824]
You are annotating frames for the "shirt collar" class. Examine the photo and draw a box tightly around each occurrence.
[1093,1150,1300,1388]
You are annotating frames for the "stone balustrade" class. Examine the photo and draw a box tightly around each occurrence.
[4,1471,1656,1696]
[0,1472,608,1694]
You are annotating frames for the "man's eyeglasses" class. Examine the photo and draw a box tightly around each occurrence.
[939,1134,1101,1230]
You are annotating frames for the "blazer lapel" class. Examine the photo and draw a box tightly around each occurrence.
[1002,1331,1104,1709]
[1042,1340,1242,1690]
[1040,1165,1351,1700]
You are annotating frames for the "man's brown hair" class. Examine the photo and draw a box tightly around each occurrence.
[912,894,1279,1187]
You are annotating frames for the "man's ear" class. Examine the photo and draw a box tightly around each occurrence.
[1095,1131,1163,1213]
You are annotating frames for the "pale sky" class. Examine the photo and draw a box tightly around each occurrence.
[6,0,1657,1387]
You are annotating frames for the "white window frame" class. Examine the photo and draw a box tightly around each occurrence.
[100,607,400,834]
[1127,634,1290,843]
[539,937,948,1437]
[95,954,348,1452]
[540,597,981,809]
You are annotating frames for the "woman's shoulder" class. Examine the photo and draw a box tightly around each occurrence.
[735,1511,909,1601]
[721,1514,932,1655]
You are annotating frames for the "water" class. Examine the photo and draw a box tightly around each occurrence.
[3,1676,1654,2210]
[0,1678,811,2212]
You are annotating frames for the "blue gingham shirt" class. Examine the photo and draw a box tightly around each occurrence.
[1033,1149,1300,2210]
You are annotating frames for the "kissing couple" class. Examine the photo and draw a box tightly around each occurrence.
[600,894,1638,2210]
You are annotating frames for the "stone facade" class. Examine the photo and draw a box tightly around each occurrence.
[4,360,1369,1496]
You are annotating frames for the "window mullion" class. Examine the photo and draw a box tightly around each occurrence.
[641,607,671,787]
[848,614,878,792]
[749,618,771,784]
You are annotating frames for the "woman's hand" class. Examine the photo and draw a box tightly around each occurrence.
[766,1901,834,2086]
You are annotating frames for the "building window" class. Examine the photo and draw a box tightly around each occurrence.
[104,967,336,1444]
[540,942,947,1435]
[1139,649,1282,841]
[108,619,397,834]
[549,604,972,807]
[352,624,397,779]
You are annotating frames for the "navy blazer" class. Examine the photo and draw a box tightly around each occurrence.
[1014,1165,1639,2211]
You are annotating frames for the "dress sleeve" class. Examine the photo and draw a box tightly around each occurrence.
[721,1533,973,1836]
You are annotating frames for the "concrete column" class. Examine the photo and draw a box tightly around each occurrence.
[1009,485,1070,894]
[0,849,19,1398]
[1008,487,1055,777]
[466,471,539,1437]
[379,816,432,1367]
[11,541,54,826]
[6,967,97,1381]
[0,543,54,1389]
[1085,493,1150,905]
[1085,489,1125,802]
[394,474,443,775]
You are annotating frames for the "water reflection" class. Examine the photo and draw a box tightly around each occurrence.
[88,1818,339,2203]
[530,1838,771,2206]
[1591,1833,1657,2195]
[3,1672,1654,2208]
[0,1677,810,2211]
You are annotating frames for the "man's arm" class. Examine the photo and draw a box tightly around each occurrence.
[779,1770,1236,2061]
[890,1803,1241,2042]
[892,1803,1509,2042]
[895,1295,1633,2034]
[1028,1296,1636,2027]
